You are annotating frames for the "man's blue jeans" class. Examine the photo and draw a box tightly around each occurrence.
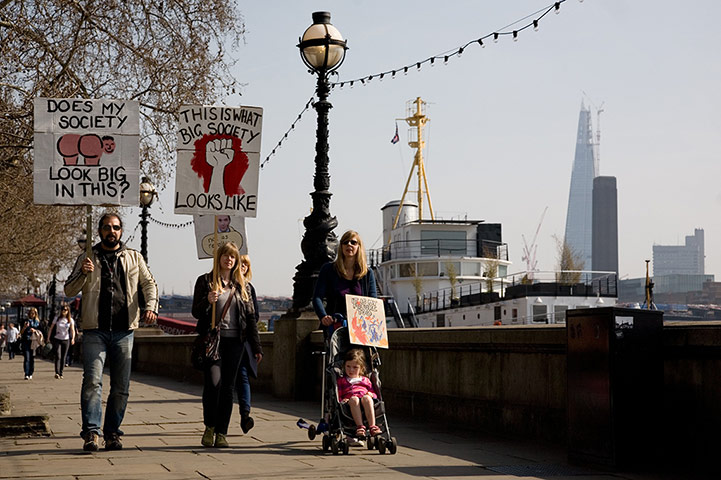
[80,329,133,439]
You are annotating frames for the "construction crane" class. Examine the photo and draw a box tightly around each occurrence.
[521,206,548,281]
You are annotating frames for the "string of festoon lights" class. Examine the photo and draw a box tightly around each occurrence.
[332,0,571,89]
[148,216,194,229]
[260,97,314,170]
[259,0,577,169]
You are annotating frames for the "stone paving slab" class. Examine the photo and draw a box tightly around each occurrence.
[0,355,683,479]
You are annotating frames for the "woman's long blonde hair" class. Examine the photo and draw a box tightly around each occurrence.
[213,242,249,302]
[28,307,38,319]
[333,230,368,280]
[239,254,252,282]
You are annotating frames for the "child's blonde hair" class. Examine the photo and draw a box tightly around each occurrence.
[344,348,368,376]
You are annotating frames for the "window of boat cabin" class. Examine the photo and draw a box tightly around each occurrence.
[532,305,548,323]
[554,305,568,323]
[420,230,466,256]
[418,262,438,276]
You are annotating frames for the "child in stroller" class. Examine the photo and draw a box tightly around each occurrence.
[301,325,397,455]
[338,348,381,438]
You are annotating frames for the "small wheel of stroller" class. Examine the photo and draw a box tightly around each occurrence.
[322,434,330,451]
[342,440,349,455]
[388,436,398,455]
[308,424,317,441]
[377,436,387,455]
[330,437,339,455]
[367,436,375,450]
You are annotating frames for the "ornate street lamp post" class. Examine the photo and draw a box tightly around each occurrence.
[139,177,157,264]
[49,263,60,322]
[292,11,348,310]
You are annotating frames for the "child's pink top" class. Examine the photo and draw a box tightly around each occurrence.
[337,375,377,401]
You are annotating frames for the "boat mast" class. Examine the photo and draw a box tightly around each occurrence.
[392,97,435,235]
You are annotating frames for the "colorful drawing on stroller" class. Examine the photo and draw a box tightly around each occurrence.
[298,324,398,455]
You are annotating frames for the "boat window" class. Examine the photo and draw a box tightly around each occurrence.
[461,261,480,276]
[398,263,415,277]
[554,305,568,323]
[417,262,438,276]
[441,262,461,277]
[532,305,548,323]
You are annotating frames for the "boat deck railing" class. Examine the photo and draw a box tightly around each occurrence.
[368,239,508,265]
[413,270,618,314]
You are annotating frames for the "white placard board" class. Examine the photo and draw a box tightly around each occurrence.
[33,98,140,205]
[193,214,248,259]
[174,105,262,217]
[345,295,389,348]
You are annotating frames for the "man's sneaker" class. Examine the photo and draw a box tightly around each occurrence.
[104,433,123,451]
[214,433,229,448]
[240,415,254,434]
[201,426,215,447]
[83,432,100,452]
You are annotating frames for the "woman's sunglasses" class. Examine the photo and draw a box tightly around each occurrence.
[342,239,358,246]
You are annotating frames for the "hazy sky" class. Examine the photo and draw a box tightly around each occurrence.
[117,0,721,298]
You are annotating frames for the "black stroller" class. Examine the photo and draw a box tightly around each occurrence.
[300,325,398,455]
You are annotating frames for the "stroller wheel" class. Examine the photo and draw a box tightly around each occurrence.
[308,424,317,441]
[322,435,330,451]
[367,436,375,450]
[330,437,339,455]
[341,440,349,455]
[388,436,398,455]
[377,436,387,455]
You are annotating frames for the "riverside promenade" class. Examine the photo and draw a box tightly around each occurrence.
[0,356,672,480]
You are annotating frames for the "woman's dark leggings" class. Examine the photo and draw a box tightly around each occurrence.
[202,337,243,435]
[54,338,69,376]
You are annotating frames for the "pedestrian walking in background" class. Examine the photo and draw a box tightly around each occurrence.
[236,254,263,435]
[65,212,158,452]
[20,307,41,379]
[6,323,19,360]
[48,305,75,379]
[0,325,6,359]
[192,242,262,448]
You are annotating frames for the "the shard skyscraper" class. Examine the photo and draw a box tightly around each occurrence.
[564,102,596,270]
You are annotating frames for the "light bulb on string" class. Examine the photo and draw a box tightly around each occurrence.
[493,32,499,43]
[416,62,421,70]
[533,20,539,31]
[430,57,435,67]
[478,38,485,48]
[555,2,560,14]
[404,66,408,76]
[457,47,464,57]
[513,31,518,42]
[444,55,449,65]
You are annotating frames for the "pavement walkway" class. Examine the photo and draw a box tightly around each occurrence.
[0,355,676,480]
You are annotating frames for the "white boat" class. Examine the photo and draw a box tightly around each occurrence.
[369,201,617,327]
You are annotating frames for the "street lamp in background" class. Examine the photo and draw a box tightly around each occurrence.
[49,263,60,322]
[292,11,348,310]
[139,177,157,264]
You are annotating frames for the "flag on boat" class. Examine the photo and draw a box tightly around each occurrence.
[390,124,399,144]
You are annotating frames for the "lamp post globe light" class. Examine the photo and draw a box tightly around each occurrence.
[292,11,348,310]
[139,177,157,264]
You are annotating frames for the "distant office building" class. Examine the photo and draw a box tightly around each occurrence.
[592,176,618,276]
[653,228,705,276]
[564,103,596,270]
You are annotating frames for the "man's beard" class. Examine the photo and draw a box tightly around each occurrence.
[101,236,120,249]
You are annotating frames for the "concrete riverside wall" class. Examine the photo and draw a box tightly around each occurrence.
[132,322,721,453]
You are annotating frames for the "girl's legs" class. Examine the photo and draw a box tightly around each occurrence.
[347,397,364,431]
[360,394,376,427]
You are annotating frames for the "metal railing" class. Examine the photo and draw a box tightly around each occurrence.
[368,239,508,265]
[412,271,618,314]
